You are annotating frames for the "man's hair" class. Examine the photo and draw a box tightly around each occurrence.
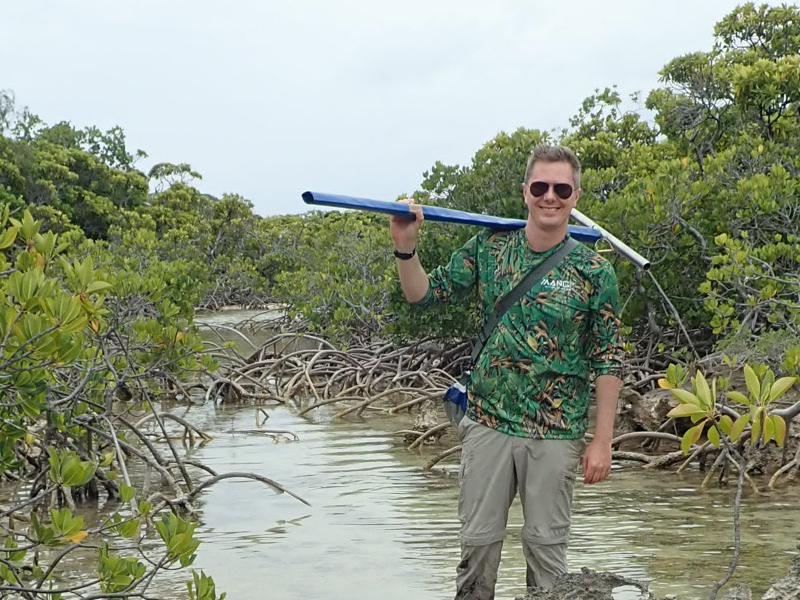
[524,145,581,189]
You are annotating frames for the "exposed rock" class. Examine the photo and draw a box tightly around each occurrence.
[404,399,442,444]
[721,583,752,600]
[511,551,800,600]
[515,568,656,600]
[616,387,674,437]
[762,553,800,600]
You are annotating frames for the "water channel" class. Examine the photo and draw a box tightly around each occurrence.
[4,310,798,599]
[176,404,800,600]
[181,311,800,599]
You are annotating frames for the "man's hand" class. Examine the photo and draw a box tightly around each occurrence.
[581,438,612,484]
[583,374,620,484]
[390,199,429,303]
[390,199,424,253]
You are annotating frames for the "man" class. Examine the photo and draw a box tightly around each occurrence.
[390,145,623,599]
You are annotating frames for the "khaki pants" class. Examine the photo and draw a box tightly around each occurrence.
[454,416,584,599]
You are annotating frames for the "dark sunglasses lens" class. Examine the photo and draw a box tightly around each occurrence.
[529,181,573,199]
[554,183,573,199]
[529,181,549,196]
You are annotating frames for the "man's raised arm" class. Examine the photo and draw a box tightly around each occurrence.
[390,200,429,304]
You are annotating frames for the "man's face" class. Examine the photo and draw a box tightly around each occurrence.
[523,161,580,232]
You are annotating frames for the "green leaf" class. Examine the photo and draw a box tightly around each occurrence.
[773,415,787,448]
[694,371,712,409]
[0,226,18,250]
[669,389,702,406]
[763,413,775,444]
[726,391,751,406]
[0,564,15,585]
[118,518,139,539]
[729,414,749,442]
[33,231,58,261]
[667,404,707,419]
[681,422,704,454]
[718,415,733,436]
[744,365,760,401]
[751,408,764,445]
[51,451,96,487]
[4,537,26,563]
[60,460,80,486]
[155,519,169,543]
[59,511,83,538]
[769,377,797,402]
[707,425,721,448]
[78,463,96,486]
[119,484,135,503]
[760,370,775,404]
[18,210,40,242]
[51,508,68,533]
[86,280,112,294]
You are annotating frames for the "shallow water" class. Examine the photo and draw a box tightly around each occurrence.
[186,311,800,599]
[5,310,798,599]
[171,405,800,600]
[8,401,797,599]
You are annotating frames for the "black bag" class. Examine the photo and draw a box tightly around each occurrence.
[442,238,578,426]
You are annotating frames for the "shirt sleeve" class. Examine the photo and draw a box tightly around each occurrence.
[587,261,625,380]
[413,234,480,307]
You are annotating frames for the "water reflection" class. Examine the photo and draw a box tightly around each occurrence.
[176,406,799,600]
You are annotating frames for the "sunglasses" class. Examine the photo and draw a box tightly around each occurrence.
[528,181,574,200]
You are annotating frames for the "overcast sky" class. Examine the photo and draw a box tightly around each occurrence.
[2,1,780,217]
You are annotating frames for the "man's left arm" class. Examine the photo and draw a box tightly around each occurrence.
[582,262,625,485]
[582,374,621,484]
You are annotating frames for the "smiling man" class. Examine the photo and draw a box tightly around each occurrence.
[391,145,624,599]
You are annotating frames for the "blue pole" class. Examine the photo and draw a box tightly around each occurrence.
[301,191,602,243]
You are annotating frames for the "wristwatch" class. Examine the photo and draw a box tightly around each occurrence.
[393,248,416,260]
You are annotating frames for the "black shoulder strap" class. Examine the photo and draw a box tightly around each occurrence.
[470,237,579,366]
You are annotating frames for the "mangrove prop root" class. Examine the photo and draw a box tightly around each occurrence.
[425,445,462,471]
[186,472,310,507]
[408,422,451,450]
[226,429,300,442]
[239,330,800,484]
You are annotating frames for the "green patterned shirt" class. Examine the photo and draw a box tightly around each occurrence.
[415,228,623,439]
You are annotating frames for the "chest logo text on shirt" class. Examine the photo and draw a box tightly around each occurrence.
[540,277,575,291]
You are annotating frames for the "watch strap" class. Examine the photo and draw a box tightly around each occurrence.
[394,248,416,260]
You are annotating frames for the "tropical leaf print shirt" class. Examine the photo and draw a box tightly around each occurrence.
[415,228,624,439]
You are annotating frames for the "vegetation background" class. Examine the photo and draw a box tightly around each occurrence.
[0,3,797,598]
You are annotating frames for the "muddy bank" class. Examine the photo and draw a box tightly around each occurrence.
[516,568,655,600]
[516,553,800,600]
